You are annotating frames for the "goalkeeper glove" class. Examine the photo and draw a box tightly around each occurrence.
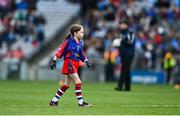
[50,59,56,70]
[85,60,91,68]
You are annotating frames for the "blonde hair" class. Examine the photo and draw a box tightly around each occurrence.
[165,52,172,59]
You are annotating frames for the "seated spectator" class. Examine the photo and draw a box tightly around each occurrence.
[13,47,24,60]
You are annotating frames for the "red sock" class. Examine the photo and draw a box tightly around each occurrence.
[75,83,84,104]
[52,84,69,102]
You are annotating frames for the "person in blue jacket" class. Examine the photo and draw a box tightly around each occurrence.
[115,19,135,91]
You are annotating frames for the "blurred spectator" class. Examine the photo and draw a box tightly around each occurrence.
[103,29,118,82]
[73,0,180,83]
[0,41,8,60]
[115,19,135,91]
[13,47,24,60]
[104,46,118,82]
[163,52,176,84]
[0,0,46,62]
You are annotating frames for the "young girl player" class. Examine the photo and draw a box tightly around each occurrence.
[49,24,92,107]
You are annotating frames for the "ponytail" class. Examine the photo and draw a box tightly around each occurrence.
[65,33,72,41]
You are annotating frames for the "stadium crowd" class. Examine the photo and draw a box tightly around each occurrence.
[0,0,46,62]
[0,0,179,84]
[70,0,180,81]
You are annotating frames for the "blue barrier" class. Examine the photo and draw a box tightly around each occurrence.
[131,71,165,84]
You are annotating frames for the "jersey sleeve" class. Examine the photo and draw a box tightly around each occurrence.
[79,41,87,62]
[55,40,69,59]
[80,50,87,62]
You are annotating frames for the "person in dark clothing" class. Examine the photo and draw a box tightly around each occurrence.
[115,19,135,91]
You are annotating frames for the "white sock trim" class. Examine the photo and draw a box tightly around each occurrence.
[52,97,59,102]
[56,93,60,97]
[75,90,82,93]
[78,99,84,105]
[76,95,83,99]
[58,89,64,94]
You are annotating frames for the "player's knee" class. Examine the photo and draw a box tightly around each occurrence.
[75,80,81,84]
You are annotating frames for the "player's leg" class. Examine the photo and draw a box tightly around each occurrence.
[124,62,131,91]
[50,75,71,106]
[70,73,93,107]
[64,74,72,86]
[116,57,126,91]
[125,57,133,91]
[70,73,83,104]
[166,68,171,84]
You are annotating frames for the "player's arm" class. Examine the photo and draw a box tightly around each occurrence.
[80,50,91,68]
[79,45,91,68]
[50,40,69,70]
[80,50,87,62]
[54,40,69,60]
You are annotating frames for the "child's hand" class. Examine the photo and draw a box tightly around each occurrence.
[50,60,56,70]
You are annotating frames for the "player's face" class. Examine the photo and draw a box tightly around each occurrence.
[76,28,84,39]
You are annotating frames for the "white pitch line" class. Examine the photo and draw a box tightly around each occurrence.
[0,105,52,107]
[118,104,180,108]
[1,104,180,108]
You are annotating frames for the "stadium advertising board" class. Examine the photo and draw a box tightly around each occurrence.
[131,71,165,84]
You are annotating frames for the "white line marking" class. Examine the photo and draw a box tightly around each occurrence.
[118,104,180,108]
[1,104,180,107]
[0,105,51,107]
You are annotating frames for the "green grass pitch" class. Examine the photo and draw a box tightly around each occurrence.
[0,80,180,115]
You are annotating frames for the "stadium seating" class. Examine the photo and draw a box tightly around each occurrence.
[0,0,80,61]
[0,0,81,79]
[37,0,180,81]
